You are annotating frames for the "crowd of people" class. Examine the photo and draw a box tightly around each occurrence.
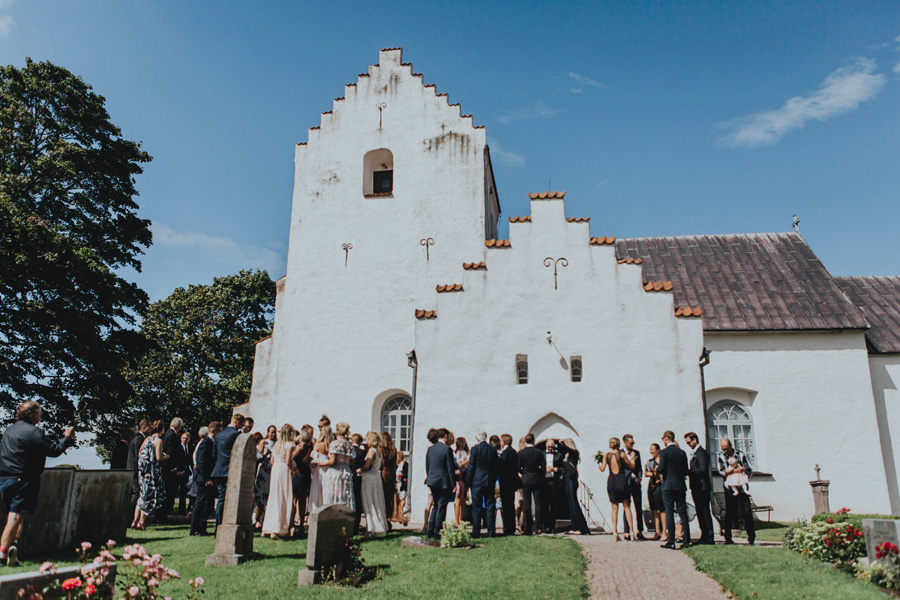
[597,430,755,548]
[0,398,756,562]
[121,413,410,539]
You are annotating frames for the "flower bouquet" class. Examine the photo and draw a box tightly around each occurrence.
[593,450,604,465]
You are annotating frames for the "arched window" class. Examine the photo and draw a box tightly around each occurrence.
[570,357,582,382]
[707,401,756,467]
[363,148,393,196]
[516,354,528,384]
[381,395,412,454]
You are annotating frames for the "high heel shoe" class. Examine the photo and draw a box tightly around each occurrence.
[614,534,621,542]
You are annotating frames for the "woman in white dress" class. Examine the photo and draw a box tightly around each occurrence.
[262,424,295,539]
[308,425,333,514]
[359,431,389,536]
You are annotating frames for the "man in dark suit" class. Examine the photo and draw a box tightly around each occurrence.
[542,439,563,533]
[621,434,645,540]
[158,418,186,522]
[466,431,500,538]
[110,427,133,470]
[717,437,755,545]
[657,430,691,549]
[497,434,520,536]
[685,432,715,544]
[125,420,150,527]
[350,433,366,535]
[190,428,216,536]
[177,431,193,515]
[518,433,546,535]
[211,413,245,526]
[424,428,455,540]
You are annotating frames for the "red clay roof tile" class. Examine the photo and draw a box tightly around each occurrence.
[675,307,703,318]
[463,261,486,270]
[528,191,566,200]
[485,239,511,248]
[590,236,616,246]
[508,216,532,223]
[436,283,463,292]
[415,309,437,320]
[566,217,590,223]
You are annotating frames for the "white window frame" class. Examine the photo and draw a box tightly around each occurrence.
[707,400,757,468]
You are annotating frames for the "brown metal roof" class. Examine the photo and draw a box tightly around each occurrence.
[615,232,869,332]
[835,276,900,353]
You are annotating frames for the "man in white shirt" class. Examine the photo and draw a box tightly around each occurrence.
[543,439,560,533]
[622,434,645,540]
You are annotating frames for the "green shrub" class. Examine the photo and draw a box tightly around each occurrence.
[812,508,900,530]
[784,520,866,569]
[440,522,472,548]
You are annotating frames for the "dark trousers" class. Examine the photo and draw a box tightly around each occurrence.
[352,476,363,535]
[470,486,496,537]
[176,474,191,514]
[159,470,179,521]
[214,478,227,525]
[522,484,545,534]
[691,487,714,543]
[564,477,590,534]
[543,479,557,531]
[126,472,140,527]
[499,484,517,535]
[427,486,451,539]
[723,489,755,542]
[191,484,214,535]
[662,488,690,546]
[623,481,643,533]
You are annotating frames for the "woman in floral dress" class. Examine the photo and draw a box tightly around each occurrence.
[133,420,168,530]
[314,422,355,511]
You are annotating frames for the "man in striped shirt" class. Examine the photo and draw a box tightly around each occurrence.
[717,438,755,545]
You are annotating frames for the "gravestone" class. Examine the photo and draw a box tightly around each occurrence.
[810,465,830,514]
[297,504,355,586]
[205,433,258,566]
[862,519,900,563]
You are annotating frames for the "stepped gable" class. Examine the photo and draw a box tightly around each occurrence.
[836,276,900,353]
[299,47,482,145]
[615,232,868,332]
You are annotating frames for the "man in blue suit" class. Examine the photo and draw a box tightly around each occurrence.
[190,423,218,536]
[658,430,691,549]
[424,428,455,540]
[466,430,500,538]
[211,413,245,526]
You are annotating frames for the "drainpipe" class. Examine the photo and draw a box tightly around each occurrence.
[406,350,418,513]
[698,347,716,524]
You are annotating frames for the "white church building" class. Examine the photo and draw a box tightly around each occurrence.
[241,48,900,522]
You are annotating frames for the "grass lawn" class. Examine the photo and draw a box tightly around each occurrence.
[735,520,793,542]
[685,545,886,600]
[8,524,587,599]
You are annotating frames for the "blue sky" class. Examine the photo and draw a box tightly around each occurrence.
[3,1,900,302]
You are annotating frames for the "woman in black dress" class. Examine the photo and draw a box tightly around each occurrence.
[644,443,665,541]
[559,439,591,535]
[290,428,313,537]
[599,437,636,541]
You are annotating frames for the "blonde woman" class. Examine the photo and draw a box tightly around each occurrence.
[262,424,295,538]
[309,424,333,513]
[358,431,389,536]
[315,422,355,510]
[599,437,636,541]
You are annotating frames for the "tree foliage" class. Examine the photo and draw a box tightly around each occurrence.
[0,58,151,433]
[99,270,275,455]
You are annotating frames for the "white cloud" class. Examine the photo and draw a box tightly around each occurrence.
[0,0,14,37]
[719,58,885,148]
[568,72,606,90]
[570,88,584,94]
[596,179,609,187]
[487,139,525,167]
[150,222,285,275]
[497,101,562,124]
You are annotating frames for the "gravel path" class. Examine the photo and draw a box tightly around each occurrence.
[567,534,730,600]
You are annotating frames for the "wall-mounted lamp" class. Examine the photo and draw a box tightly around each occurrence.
[546,331,553,345]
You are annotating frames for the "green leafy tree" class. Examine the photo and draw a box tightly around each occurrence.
[101,270,275,455]
[0,59,151,434]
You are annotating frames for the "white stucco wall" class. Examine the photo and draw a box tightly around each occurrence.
[869,354,900,514]
[704,331,892,520]
[410,195,706,516]
[246,48,492,436]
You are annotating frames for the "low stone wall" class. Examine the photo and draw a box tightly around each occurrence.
[0,468,132,558]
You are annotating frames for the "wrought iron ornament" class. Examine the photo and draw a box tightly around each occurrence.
[544,257,568,290]
[420,237,435,261]
[342,243,353,266]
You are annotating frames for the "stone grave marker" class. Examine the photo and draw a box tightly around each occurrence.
[863,519,900,563]
[297,503,355,586]
[205,433,258,566]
